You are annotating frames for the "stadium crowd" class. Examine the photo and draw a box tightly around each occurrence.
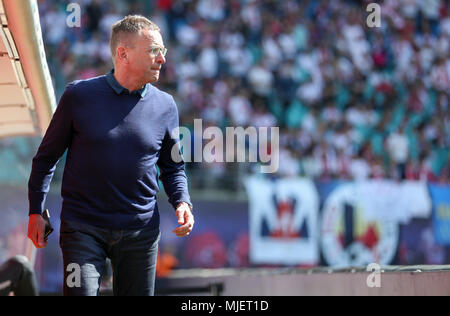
[37,0,450,188]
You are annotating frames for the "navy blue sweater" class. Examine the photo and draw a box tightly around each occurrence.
[28,70,191,229]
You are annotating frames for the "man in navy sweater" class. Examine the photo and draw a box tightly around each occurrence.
[27,15,194,296]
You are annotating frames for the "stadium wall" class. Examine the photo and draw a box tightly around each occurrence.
[158,266,450,296]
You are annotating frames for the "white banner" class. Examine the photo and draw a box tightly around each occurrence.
[353,180,432,224]
[244,176,320,265]
[321,180,432,267]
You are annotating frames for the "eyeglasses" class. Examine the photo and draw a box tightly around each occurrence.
[149,46,167,57]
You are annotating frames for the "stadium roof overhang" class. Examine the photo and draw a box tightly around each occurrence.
[0,0,56,138]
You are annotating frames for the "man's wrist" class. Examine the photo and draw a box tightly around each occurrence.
[177,201,193,211]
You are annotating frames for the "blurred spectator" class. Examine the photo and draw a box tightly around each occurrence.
[350,151,371,181]
[386,124,410,180]
[86,0,103,33]
[247,60,274,98]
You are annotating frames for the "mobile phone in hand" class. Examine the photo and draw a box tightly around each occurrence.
[41,209,54,241]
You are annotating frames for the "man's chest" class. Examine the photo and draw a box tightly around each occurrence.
[72,100,168,153]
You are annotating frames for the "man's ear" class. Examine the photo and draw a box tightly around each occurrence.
[117,46,128,63]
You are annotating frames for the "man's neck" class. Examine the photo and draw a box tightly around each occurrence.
[113,67,145,92]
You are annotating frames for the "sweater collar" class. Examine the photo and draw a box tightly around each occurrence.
[105,69,149,98]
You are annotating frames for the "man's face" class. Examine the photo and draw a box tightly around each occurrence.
[126,29,166,85]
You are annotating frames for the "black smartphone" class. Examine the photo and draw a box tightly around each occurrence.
[41,209,54,241]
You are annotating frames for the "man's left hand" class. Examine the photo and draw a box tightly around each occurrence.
[173,202,194,237]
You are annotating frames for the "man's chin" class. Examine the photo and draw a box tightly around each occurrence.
[148,73,159,83]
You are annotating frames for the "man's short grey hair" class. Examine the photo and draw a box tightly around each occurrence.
[110,15,160,58]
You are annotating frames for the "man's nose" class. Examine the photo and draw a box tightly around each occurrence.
[156,52,166,64]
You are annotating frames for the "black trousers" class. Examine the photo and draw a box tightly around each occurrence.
[60,219,160,296]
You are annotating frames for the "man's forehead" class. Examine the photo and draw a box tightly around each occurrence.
[139,29,164,46]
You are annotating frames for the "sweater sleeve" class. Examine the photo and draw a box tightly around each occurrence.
[28,84,75,215]
[156,96,192,210]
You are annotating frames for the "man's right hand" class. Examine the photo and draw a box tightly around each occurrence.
[27,214,48,248]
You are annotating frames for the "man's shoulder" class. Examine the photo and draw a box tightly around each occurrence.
[148,84,175,103]
[147,85,180,120]
[66,75,107,93]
